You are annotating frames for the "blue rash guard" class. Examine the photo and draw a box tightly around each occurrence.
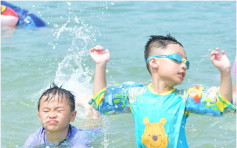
[89,82,236,148]
[23,124,90,148]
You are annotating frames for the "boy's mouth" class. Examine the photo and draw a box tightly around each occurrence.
[178,72,185,79]
[47,120,58,124]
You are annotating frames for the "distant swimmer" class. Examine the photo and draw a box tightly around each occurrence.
[1,1,47,28]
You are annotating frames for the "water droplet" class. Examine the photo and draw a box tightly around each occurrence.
[67,2,71,6]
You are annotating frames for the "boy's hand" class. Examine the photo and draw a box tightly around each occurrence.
[210,48,231,73]
[89,45,110,65]
[90,45,109,95]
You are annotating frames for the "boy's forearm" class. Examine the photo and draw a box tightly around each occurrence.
[220,70,232,102]
[93,64,107,95]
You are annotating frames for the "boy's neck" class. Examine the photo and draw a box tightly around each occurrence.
[151,78,175,94]
[45,125,70,143]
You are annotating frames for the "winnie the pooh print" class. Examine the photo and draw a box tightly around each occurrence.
[142,117,168,148]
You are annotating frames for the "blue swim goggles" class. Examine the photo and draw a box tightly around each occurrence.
[146,53,190,69]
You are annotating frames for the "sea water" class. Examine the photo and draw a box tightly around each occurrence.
[1,1,236,148]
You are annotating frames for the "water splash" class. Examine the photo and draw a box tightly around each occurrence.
[48,9,100,118]
[101,116,110,148]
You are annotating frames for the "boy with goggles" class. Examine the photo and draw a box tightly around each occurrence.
[87,34,235,148]
[146,53,190,69]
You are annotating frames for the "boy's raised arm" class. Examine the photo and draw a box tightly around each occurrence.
[185,48,235,115]
[89,45,110,95]
[88,46,143,115]
[210,48,232,102]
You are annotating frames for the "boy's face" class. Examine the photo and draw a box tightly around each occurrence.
[37,95,77,133]
[152,44,187,86]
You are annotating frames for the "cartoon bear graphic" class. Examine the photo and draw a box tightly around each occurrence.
[142,117,168,148]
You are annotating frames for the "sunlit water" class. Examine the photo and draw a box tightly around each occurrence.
[1,1,236,148]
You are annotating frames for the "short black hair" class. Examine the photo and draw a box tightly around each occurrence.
[38,83,75,111]
[144,34,183,74]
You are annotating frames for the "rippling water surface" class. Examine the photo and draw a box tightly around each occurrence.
[1,1,236,148]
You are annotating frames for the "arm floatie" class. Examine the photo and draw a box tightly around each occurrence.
[89,81,143,115]
[185,85,236,116]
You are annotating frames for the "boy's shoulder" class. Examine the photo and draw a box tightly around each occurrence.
[128,86,147,96]
[23,126,46,147]
[174,88,188,96]
[69,125,102,147]
[174,85,211,97]
[68,126,80,142]
[69,124,88,139]
[29,126,45,140]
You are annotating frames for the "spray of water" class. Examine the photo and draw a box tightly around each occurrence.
[48,10,100,119]
[44,3,113,146]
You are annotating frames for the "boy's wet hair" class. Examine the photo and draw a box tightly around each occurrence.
[38,83,75,111]
[144,34,183,74]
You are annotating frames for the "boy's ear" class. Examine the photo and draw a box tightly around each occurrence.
[70,110,77,122]
[149,58,159,69]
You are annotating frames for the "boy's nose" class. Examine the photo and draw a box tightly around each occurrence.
[48,112,57,118]
[181,62,187,70]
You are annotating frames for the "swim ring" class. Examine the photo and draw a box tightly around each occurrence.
[1,5,19,27]
[1,1,47,28]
